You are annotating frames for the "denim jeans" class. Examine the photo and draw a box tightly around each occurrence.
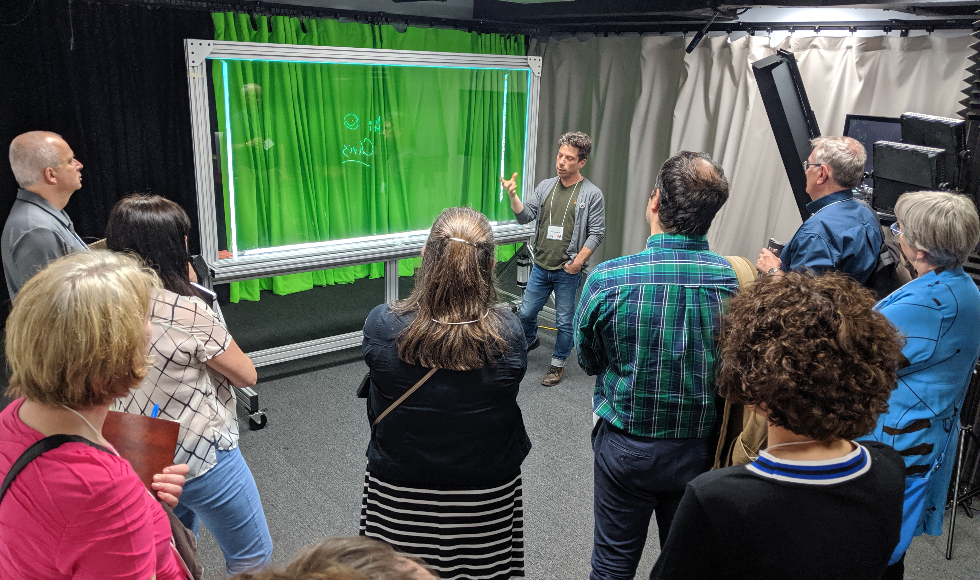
[518,263,583,367]
[174,446,273,576]
[590,420,711,580]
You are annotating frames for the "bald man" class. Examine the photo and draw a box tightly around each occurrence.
[2,131,88,298]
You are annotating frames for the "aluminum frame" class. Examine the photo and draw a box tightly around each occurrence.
[184,39,541,283]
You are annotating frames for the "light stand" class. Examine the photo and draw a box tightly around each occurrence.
[945,364,980,559]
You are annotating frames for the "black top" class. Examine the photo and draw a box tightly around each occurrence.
[362,304,531,487]
[650,441,905,580]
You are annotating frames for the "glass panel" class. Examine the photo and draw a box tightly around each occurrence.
[209,57,531,258]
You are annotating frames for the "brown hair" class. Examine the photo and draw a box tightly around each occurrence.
[5,251,161,407]
[653,151,729,236]
[231,563,369,580]
[717,272,903,441]
[558,131,592,160]
[393,207,510,371]
[287,537,438,579]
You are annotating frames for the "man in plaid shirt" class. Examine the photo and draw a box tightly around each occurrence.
[575,151,738,580]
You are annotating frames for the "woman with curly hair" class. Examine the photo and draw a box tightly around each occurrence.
[864,191,980,579]
[360,207,530,580]
[650,272,906,580]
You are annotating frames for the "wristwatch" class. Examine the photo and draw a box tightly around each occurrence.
[766,267,781,276]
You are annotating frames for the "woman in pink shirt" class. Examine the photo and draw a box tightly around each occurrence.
[0,251,188,579]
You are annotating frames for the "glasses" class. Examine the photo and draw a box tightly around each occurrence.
[803,160,824,172]
[890,222,903,237]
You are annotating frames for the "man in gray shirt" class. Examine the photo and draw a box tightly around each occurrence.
[501,131,605,386]
[3,131,88,298]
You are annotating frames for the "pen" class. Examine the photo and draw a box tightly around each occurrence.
[151,404,159,418]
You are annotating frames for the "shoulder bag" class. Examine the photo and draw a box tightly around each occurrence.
[712,256,768,469]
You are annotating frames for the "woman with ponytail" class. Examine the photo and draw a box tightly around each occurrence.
[360,207,531,580]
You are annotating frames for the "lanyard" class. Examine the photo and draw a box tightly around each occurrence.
[548,177,582,229]
[810,197,849,217]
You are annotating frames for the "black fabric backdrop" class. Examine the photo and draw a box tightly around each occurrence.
[0,0,213,304]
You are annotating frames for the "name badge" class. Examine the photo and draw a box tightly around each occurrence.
[546,225,564,240]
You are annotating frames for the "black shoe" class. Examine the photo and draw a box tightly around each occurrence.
[527,338,541,352]
[541,365,564,386]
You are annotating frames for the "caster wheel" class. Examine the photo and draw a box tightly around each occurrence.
[247,411,268,431]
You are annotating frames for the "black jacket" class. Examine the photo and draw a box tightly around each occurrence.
[362,304,531,487]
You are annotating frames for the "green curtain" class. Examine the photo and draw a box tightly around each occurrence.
[212,14,526,302]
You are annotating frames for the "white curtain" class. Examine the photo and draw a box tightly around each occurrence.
[529,34,974,263]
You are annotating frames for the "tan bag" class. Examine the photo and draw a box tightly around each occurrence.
[728,409,768,466]
[723,255,757,289]
[712,256,768,469]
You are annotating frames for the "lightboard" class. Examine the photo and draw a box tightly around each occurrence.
[185,40,541,284]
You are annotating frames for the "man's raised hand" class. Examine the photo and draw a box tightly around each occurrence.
[500,172,519,198]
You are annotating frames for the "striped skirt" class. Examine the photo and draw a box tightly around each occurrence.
[359,470,525,580]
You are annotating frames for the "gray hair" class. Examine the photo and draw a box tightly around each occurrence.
[9,131,63,189]
[896,190,980,270]
[558,131,592,161]
[810,136,866,190]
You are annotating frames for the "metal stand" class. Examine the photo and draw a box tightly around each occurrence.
[235,387,267,431]
[945,365,980,559]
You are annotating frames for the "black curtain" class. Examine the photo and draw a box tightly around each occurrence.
[0,0,213,303]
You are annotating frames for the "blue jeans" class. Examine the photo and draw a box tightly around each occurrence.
[519,263,583,367]
[590,420,711,580]
[174,446,273,576]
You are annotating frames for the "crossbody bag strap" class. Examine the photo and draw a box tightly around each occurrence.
[0,434,109,504]
[373,368,438,427]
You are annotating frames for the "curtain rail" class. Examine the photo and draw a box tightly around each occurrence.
[62,0,537,35]
[557,19,972,35]
[54,0,976,36]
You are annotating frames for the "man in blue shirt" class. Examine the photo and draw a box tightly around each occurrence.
[757,136,881,283]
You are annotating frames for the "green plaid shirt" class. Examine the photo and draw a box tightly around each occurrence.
[575,234,738,438]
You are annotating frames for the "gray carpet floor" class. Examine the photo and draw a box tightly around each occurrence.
[195,331,980,580]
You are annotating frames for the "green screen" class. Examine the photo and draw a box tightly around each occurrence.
[208,14,530,303]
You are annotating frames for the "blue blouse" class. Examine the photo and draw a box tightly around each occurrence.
[865,267,980,539]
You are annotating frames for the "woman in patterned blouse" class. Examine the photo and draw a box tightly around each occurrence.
[107,194,273,576]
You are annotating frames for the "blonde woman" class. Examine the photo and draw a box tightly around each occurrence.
[0,251,187,579]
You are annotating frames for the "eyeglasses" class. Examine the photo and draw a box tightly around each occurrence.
[890,222,903,237]
[803,160,824,172]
